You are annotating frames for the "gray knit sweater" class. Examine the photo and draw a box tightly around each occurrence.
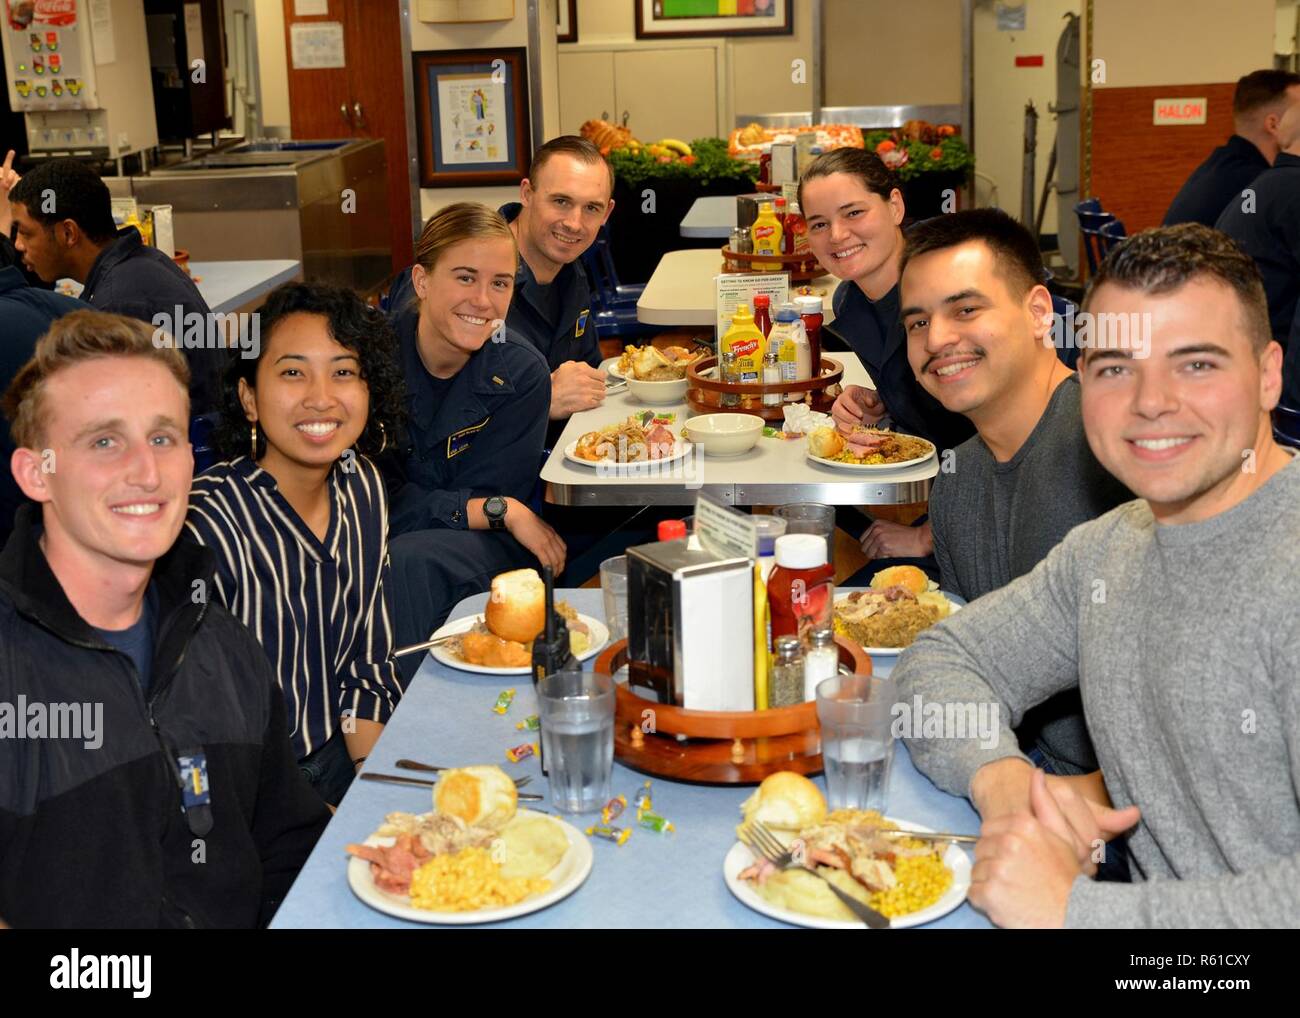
[892,456,1300,928]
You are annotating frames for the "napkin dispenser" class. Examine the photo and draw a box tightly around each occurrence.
[627,538,755,711]
[735,193,771,233]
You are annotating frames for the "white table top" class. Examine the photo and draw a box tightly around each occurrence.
[58,259,302,316]
[680,195,737,238]
[542,353,936,508]
[637,248,839,328]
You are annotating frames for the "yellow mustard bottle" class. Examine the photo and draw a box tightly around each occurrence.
[720,304,765,386]
[750,199,784,270]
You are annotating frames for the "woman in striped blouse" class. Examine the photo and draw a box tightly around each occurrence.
[185,282,408,805]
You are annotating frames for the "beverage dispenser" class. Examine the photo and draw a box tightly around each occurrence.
[2,0,159,160]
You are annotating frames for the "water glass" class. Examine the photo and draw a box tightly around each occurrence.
[774,502,836,569]
[599,555,629,644]
[815,674,896,812]
[537,670,615,814]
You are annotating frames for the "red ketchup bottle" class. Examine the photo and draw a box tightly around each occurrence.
[766,534,834,644]
[752,293,772,339]
[796,294,824,380]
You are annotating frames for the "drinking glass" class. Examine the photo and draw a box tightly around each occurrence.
[537,670,615,814]
[815,674,896,812]
[599,555,629,643]
[773,502,836,569]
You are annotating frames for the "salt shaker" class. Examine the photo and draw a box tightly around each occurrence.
[803,625,839,701]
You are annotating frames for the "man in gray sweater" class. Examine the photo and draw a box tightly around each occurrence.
[892,224,1299,928]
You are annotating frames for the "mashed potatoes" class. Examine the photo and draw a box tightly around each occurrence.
[498,815,570,881]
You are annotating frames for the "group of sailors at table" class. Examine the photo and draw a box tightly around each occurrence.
[0,103,1297,928]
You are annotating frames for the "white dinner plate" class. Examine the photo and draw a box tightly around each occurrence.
[564,439,694,471]
[806,442,936,471]
[347,810,593,925]
[429,612,609,675]
[834,591,966,656]
[723,818,971,929]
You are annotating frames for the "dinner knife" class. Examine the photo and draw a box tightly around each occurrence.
[360,771,544,802]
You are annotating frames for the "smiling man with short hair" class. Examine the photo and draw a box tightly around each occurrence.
[893,224,1300,928]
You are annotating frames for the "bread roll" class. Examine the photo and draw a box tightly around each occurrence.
[739,771,827,832]
[871,565,929,596]
[808,427,845,459]
[485,568,546,643]
[434,765,518,831]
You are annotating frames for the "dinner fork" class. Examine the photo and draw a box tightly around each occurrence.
[741,820,890,929]
[396,759,532,789]
[359,772,544,801]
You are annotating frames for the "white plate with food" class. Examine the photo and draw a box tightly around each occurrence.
[430,612,609,675]
[724,822,971,930]
[833,565,964,655]
[805,426,936,471]
[347,767,593,924]
[724,772,970,929]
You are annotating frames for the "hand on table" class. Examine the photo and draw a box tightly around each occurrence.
[551,361,607,419]
[970,769,1093,928]
[860,518,933,560]
[971,758,1141,877]
[505,498,567,575]
[831,384,886,435]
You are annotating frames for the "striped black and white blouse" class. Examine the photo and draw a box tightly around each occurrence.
[185,454,404,760]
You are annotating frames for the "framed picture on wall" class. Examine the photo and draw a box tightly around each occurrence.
[634,0,793,39]
[412,48,531,187]
[558,0,578,42]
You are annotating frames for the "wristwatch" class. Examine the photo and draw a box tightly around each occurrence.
[483,496,508,531]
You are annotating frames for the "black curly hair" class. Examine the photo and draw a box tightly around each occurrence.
[212,281,408,462]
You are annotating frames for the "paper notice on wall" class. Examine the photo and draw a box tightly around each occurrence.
[294,0,330,14]
[89,0,115,65]
[715,272,790,343]
[183,3,204,63]
[694,492,757,562]
[437,72,510,164]
[290,22,345,69]
[996,2,1026,31]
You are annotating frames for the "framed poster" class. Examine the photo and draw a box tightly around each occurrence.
[557,0,577,42]
[412,47,531,187]
[634,0,792,39]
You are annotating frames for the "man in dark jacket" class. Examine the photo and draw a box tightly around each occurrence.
[1163,69,1300,227]
[7,159,220,411]
[1217,103,1300,409]
[0,265,86,543]
[0,310,329,928]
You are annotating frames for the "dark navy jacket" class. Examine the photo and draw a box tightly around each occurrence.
[0,267,88,542]
[824,280,976,453]
[82,226,221,412]
[1163,134,1270,227]
[1217,153,1300,407]
[497,202,601,372]
[384,304,552,535]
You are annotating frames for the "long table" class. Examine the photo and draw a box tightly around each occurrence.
[541,352,937,508]
[636,248,839,328]
[270,589,992,930]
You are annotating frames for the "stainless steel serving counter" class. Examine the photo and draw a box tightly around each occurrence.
[130,138,391,293]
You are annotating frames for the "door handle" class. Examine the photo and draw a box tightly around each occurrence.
[621,110,629,127]
[353,101,365,128]
[340,103,351,125]
[601,110,609,121]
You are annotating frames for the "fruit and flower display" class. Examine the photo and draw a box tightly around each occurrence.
[864,120,973,180]
[581,119,758,189]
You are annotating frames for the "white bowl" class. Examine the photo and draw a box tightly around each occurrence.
[625,375,688,405]
[683,413,765,457]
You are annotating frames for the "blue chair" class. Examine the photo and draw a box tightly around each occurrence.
[1074,197,1102,216]
[1274,405,1300,450]
[190,412,222,475]
[1098,218,1128,257]
[1077,210,1118,275]
[581,225,644,308]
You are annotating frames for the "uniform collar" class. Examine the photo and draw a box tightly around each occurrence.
[1225,134,1270,166]
[1272,152,1300,171]
[83,226,143,296]
[397,309,518,435]
[499,201,582,323]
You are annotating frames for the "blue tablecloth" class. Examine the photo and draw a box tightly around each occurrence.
[270,590,994,929]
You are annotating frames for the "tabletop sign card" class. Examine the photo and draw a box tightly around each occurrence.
[694,492,758,562]
[715,272,789,342]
